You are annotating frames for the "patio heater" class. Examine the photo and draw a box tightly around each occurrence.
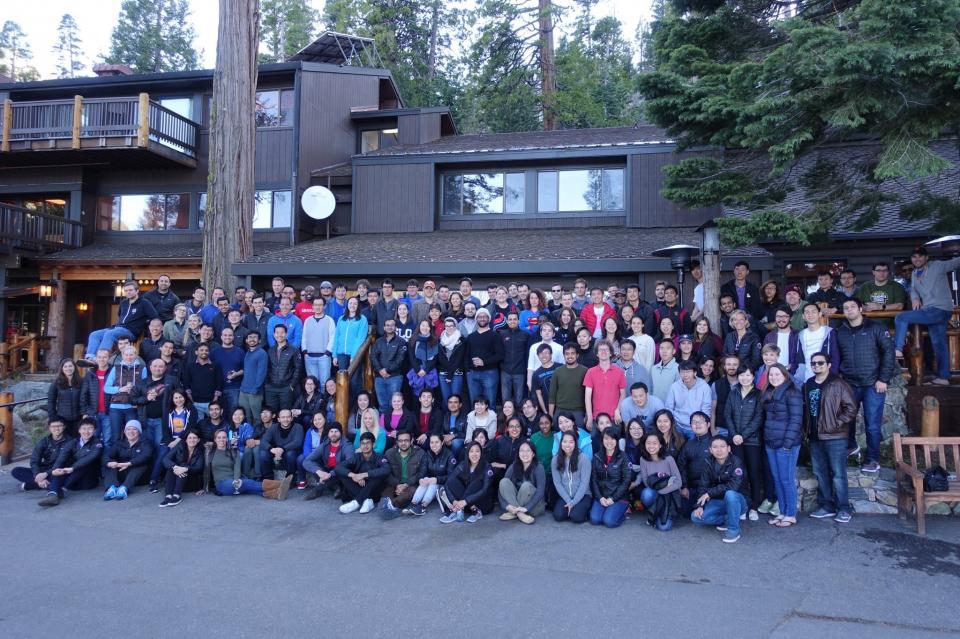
[651,244,700,308]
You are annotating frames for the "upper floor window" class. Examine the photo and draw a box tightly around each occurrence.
[442,172,525,215]
[96,193,189,231]
[360,128,399,154]
[255,89,294,127]
[537,168,625,212]
[199,190,292,229]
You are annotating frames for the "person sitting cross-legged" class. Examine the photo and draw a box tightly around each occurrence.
[379,430,428,519]
[302,421,354,501]
[498,440,547,524]
[335,431,391,514]
[103,419,155,501]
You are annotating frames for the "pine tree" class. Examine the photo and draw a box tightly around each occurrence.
[105,0,199,73]
[0,21,33,81]
[54,14,85,78]
[259,0,317,63]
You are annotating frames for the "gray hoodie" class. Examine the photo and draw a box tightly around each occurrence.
[912,257,960,312]
[552,452,592,505]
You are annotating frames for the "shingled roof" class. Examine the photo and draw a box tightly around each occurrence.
[35,240,288,264]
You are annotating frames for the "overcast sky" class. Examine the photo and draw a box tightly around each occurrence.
[7,0,653,78]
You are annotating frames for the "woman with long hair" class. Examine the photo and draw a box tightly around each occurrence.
[554,307,577,346]
[495,399,518,438]
[394,303,415,343]
[206,429,291,500]
[427,304,445,338]
[406,433,456,515]
[332,296,370,400]
[698,356,719,383]
[724,365,767,521]
[407,318,439,396]
[48,358,83,436]
[552,430,592,523]
[498,440,547,523]
[437,317,466,403]
[447,292,465,320]
[692,317,723,361]
[149,389,197,491]
[159,429,205,507]
[601,316,622,361]
[380,391,414,449]
[762,363,803,528]
[760,280,783,326]
[654,317,679,360]
[354,407,386,454]
[519,289,548,335]
[184,314,202,349]
[589,427,632,528]
[296,411,327,489]
[652,409,686,460]
[627,315,655,371]
[346,391,374,440]
[637,431,682,531]
[438,440,494,523]
[291,375,324,428]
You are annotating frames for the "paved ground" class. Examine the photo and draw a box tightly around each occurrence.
[0,467,958,639]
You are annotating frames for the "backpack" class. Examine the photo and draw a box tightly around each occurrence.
[923,466,949,492]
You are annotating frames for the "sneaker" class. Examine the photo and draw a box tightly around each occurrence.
[809,508,837,519]
[739,513,747,521]
[339,500,360,514]
[116,486,128,500]
[303,486,324,501]
[467,511,483,523]
[411,504,427,516]
[381,507,401,520]
[715,525,728,532]
[848,445,861,457]
[862,461,880,473]
[748,510,759,521]
[439,512,458,524]
[722,532,741,543]
[499,511,518,521]
[401,506,413,515]
[516,512,535,525]
[835,511,852,524]
[456,509,465,522]
[159,496,174,508]
[769,502,780,518]
[297,481,307,490]
[38,493,60,507]
[167,495,182,507]
[19,482,27,492]
[359,498,375,514]
[148,481,159,494]
[757,499,773,514]
[103,485,118,501]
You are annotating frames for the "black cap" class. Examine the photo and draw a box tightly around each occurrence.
[911,246,928,257]
[678,360,698,371]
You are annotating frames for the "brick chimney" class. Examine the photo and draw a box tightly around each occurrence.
[92,64,134,77]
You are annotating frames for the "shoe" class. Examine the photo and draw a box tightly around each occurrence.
[382,497,395,511]
[148,481,159,494]
[439,512,458,524]
[930,378,950,386]
[277,475,293,500]
[499,511,518,521]
[436,487,454,513]
[809,508,837,519]
[411,504,426,516]
[359,498,375,514]
[516,512,534,525]
[862,461,880,473]
[332,487,342,500]
[739,513,747,521]
[835,511,852,524]
[339,500,360,514]
[116,486,128,500]
[303,486,324,501]
[715,525,728,532]
[748,509,759,521]
[848,445,861,457]
[19,482,26,492]
[297,481,307,490]
[381,506,401,520]
[167,495,182,507]
[401,506,413,515]
[757,499,772,514]
[38,493,60,507]
[467,511,483,523]
[103,485,118,501]
[456,509,465,522]
[769,502,780,518]
[159,496,174,508]
[722,532,741,543]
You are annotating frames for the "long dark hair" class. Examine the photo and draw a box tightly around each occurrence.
[509,441,538,483]
[56,358,81,389]
[464,441,487,471]
[415,319,438,346]
[555,430,580,474]
[652,409,685,452]
[639,432,666,461]
[167,387,194,414]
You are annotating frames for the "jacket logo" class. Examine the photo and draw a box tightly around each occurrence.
[734,467,743,476]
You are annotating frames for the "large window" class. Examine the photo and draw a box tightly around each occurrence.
[537,168,624,212]
[199,190,292,229]
[442,172,525,215]
[96,194,189,231]
[255,89,294,127]
[360,128,400,154]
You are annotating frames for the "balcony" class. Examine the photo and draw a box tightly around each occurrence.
[0,202,83,255]
[0,93,199,168]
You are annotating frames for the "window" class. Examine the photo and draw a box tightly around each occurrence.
[442,172,526,215]
[255,89,294,127]
[538,168,625,212]
[9,197,67,217]
[199,190,292,229]
[96,193,190,231]
[360,128,401,154]
[159,97,193,120]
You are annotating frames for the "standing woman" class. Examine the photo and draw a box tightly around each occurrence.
[438,441,494,523]
[206,429,291,500]
[495,400,518,438]
[406,433,456,515]
[724,365,765,521]
[589,427,632,528]
[723,310,762,371]
[48,358,83,436]
[627,315,655,372]
[394,303,415,343]
[601,317,622,361]
[332,296,369,400]
[437,317,466,403]
[408,319,440,397]
[692,318,723,361]
[554,308,577,346]
[354,407,386,454]
[760,280,783,326]
[447,292,465,320]
[762,363,803,528]
[552,431,592,523]
[159,429,205,507]
[498,441,547,523]
[654,318,679,362]
[427,304,445,338]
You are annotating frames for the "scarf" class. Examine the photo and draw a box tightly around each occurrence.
[440,329,462,355]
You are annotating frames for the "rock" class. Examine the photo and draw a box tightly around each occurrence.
[876,490,899,508]
[926,502,952,516]
[873,478,895,492]
[852,500,897,515]
[799,477,819,491]
[859,476,876,488]
[796,466,813,480]
[800,491,818,513]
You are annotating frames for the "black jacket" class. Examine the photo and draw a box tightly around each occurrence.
[423,447,457,483]
[434,410,468,440]
[266,343,302,388]
[437,337,467,377]
[498,327,531,375]
[143,288,180,323]
[382,410,417,437]
[488,434,525,467]
[415,407,444,439]
[113,296,159,337]
[722,330,762,371]
[589,448,631,501]
[677,432,712,489]
[446,459,493,505]
[47,380,83,421]
[259,423,305,453]
[104,436,154,468]
[723,385,764,446]
[162,441,205,474]
[370,335,408,377]
[465,328,504,372]
[130,374,179,423]
[762,383,803,449]
[335,450,392,479]
[80,367,111,416]
[292,392,326,425]
[139,336,166,364]
[58,435,104,472]
[697,454,747,499]
[720,280,764,320]
[836,318,896,386]
[384,445,427,486]
[371,298,401,336]
[29,434,74,475]
[243,311,272,346]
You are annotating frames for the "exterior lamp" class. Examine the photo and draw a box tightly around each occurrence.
[651,244,699,307]
[38,281,56,301]
[113,281,125,300]
[77,302,89,312]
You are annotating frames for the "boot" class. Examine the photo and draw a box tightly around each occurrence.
[277,474,293,500]
[262,479,281,500]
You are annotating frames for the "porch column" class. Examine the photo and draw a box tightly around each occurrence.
[46,279,67,369]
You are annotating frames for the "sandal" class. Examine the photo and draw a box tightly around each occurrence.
[774,518,797,528]
[767,515,784,525]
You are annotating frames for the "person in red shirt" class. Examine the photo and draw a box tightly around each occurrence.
[579,287,617,340]
[415,389,442,448]
[583,340,627,432]
[302,422,354,501]
[294,285,317,322]
[80,349,115,449]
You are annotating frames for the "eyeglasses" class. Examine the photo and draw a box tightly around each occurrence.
[552,289,562,293]
[811,361,828,367]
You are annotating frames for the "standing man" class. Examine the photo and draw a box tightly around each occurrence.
[721,261,763,321]
[413,280,445,325]
[571,278,589,313]
[617,382,664,430]
[301,297,336,387]
[548,343,588,425]
[186,287,206,317]
[265,277,285,314]
[239,331,267,424]
[615,339,651,391]
[143,275,180,323]
[804,351,857,523]
[624,284,656,337]
[650,340,680,403]
[499,311,531,407]
[465,308,504,408]
[526,322,564,390]
[583,340,627,431]
[370,318,408,409]
[266,297,303,349]
[579,287,617,340]
[211,327,245,416]
[372,278,400,337]
[139,319,166,364]
[837,298,896,471]
[264,324,302,413]
[83,280,158,363]
[838,269,858,299]
[327,283,349,323]
[654,285,692,335]
[244,294,272,347]
[399,278,423,312]
[763,307,800,376]
[459,277,482,307]
[183,343,221,419]
[294,286,316,322]
[806,271,845,323]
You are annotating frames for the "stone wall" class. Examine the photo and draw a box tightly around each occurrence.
[2,380,53,459]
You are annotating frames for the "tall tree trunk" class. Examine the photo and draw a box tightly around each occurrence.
[203,0,259,293]
[703,252,721,336]
[427,0,440,82]
[538,0,556,131]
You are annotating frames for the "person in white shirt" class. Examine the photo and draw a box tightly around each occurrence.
[301,298,336,387]
[526,322,564,389]
[627,315,655,371]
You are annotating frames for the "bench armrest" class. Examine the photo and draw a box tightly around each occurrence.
[895,462,924,482]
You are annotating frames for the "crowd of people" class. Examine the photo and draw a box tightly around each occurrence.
[13,246,959,543]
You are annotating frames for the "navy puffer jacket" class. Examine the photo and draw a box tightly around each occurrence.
[761,382,803,449]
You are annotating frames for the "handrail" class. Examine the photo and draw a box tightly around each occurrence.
[347,331,376,377]
[0,332,40,378]
[0,202,84,252]
[0,397,46,409]
[336,329,377,425]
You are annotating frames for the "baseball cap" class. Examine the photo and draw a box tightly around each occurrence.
[785,284,802,295]
[320,280,333,289]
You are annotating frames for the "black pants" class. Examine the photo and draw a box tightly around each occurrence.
[735,444,765,510]
[12,466,53,490]
[263,385,294,413]
[338,476,385,504]
[103,464,149,489]
[163,468,203,495]
[445,475,495,514]
[552,497,591,523]
[48,465,100,495]
[259,448,298,480]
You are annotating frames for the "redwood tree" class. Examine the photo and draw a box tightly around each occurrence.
[204,0,259,293]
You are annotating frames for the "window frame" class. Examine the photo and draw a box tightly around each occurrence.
[254,88,295,129]
[95,192,191,232]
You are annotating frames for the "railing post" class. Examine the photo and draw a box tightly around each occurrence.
[137,93,150,147]
[921,396,940,438]
[1,99,11,152]
[26,332,37,374]
[335,370,350,426]
[0,342,8,379]
[0,391,13,464]
[909,325,924,387]
[71,95,83,149]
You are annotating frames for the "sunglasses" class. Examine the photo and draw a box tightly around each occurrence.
[811,361,828,367]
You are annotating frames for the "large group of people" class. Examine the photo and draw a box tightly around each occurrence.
[14,246,959,543]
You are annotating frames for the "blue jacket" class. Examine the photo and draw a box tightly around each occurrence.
[762,382,803,449]
[267,312,303,348]
[302,427,323,459]
[226,422,255,453]
[333,315,369,358]
[240,348,268,394]
[552,428,593,459]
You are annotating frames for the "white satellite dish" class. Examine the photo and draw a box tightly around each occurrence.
[301,186,336,220]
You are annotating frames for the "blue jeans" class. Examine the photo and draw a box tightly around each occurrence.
[108,406,138,449]
[373,375,403,411]
[304,354,332,387]
[692,491,748,536]
[589,498,629,528]
[640,487,675,531]
[849,384,885,463]
[259,448,298,480]
[809,438,850,514]
[85,326,134,358]
[193,402,210,420]
[92,412,112,450]
[765,445,800,518]
[676,424,694,440]
[220,388,240,416]
[894,306,951,379]
[144,417,163,450]
[438,373,464,404]
[215,478,262,496]
[500,372,526,407]
[151,442,175,482]
[467,369,499,407]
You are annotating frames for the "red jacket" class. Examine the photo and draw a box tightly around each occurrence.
[579,302,617,336]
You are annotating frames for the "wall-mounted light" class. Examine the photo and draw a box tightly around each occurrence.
[113,281,124,300]
[38,281,56,301]
[77,302,89,312]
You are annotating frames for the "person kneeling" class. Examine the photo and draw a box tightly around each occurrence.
[335,431,391,514]
[437,441,494,523]
[589,427,631,528]
[207,429,292,500]
[103,420,155,501]
[498,441,547,524]
[159,430,205,507]
[691,435,749,543]
[302,422,353,501]
[637,432,682,531]
[380,430,427,519]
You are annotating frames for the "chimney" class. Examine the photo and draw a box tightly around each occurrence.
[92,64,134,77]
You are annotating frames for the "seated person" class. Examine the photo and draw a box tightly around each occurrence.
[258,409,304,481]
[103,419,155,500]
[637,432,683,531]
[297,411,327,488]
[464,396,496,442]
[291,376,325,428]
[551,410,593,458]
[691,435,749,543]
[436,394,467,457]
[552,431,592,524]
[353,407,386,455]
[589,427,631,528]
[242,408,274,479]
[206,428,292,500]
[12,419,73,495]
[677,411,713,514]
[159,430,205,507]
[380,430,428,518]
[498,441,547,524]
[303,421,354,501]
[40,417,104,507]
[83,280,157,363]
[407,434,457,515]
[335,431,391,514]
[438,441,495,523]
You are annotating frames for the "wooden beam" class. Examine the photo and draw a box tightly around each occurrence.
[40,265,202,281]
[137,92,150,148]
[46,279,66,369]
[72,95,83,149]
[1,99,11,153]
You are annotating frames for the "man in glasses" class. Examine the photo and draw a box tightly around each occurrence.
[547,285,564,313]
[857,262,906,329]
[803,351,857,524]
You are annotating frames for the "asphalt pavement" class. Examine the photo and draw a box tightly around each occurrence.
[0,468,958,639]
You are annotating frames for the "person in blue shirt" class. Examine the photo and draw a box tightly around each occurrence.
[199,286,227,325]
[239,332,268,425]
[211,326,246,416]
[267,297,303,348]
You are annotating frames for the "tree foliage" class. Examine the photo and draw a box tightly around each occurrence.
[0,21,38,81]
[54,14,85,78]
[106,0,199,73]
[259,0,318,63]
[637,0,960,246]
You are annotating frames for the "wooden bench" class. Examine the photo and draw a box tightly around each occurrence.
[893,433,960,535]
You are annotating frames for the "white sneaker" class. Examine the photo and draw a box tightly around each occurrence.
[359,498,375,514]
[339,500,360,514]
[748,509,759,521]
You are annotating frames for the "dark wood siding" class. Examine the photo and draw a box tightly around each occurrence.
[439,215,625,231]
[628,151,719,228]
[255,128,294,184]
[398,113,419,146]
[353,163,433,233]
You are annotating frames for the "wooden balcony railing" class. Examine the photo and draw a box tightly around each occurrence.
[0,202,83,253]
[1,93,198,158]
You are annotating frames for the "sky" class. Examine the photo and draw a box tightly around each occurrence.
[6,0,654,79]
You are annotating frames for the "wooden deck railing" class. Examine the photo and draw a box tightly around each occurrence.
[335,329,377,426]
[0,332,40,379]
[0,202,83,252]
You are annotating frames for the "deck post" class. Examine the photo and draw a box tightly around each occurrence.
[71,95,83,149]
[1,99,11,152]
[137,93,150,147]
